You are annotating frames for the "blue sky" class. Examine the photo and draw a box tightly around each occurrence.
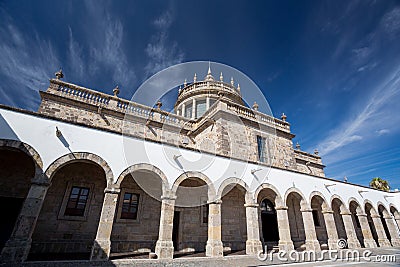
[0,0,399,189]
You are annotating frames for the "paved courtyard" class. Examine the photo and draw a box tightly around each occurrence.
[2,247,398,267]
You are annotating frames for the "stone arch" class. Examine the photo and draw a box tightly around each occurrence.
[115,163,169,191]
[0,139,43,178]
[45,152,113,185]
[331,196,348,241]
[331,195,349,213]
[254,183,284,207]
[309,191,329,211]
[218,178,249,253]
[348,198,364,214]
[217,177,252,203]
[172,171,216,200]
[309,191,329,249]
[389,204,400,219]
[348,198,365,247]
[377,202,390,217]
[284,187,308,208]
[364,200,378,216]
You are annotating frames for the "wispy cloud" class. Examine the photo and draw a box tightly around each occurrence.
[145,9,184,76]
[315,66,400,160]
[381,7,400,38]
[0,14,59,110]
[68,27,84,78]
[84,0,136,88]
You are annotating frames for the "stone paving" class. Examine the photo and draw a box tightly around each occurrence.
[2,247,398,267]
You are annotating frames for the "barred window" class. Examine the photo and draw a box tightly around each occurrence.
[257,136,268,163]
[196,99,207,118]
[121,193,140,220]
[185,103,193,119]
[64,186,89,216]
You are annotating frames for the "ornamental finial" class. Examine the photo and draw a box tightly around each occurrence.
[237,83,240,92]
[55,68,64,80]
[220,72,223,82]
[281,113,287,121]
[252,101,259,111]
[184,79,187,87]
[113,85,120,96]
[208,61,211,75]
[231,77,234,86]
[194,73,197,82]
[296,142,300,150]
[156,100,162,109]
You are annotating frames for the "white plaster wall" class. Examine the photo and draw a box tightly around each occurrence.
[1,107,399,214]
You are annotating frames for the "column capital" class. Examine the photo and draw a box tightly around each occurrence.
[370,214,381,219]
[208,199,222,205]
[340,211,352,216]
[104,188,120,194]
[383,215,393,220]
[300,208,313,213]
[321,209,334,214]
[244,203,259,208]
[356,213,367,217]
[275,206,288,210]
[31,174,51,186]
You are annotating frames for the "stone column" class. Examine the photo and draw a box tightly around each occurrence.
[192,98,196,119]
[155,192,176,259]
[301,207,321,252]
[275,206,294,251]
[341,212,361,248]
[356,213,377,248]
[321,209,339,250]
[371,214,391,247]
[0,176,50,263]
[206,200,223,257]
[245,202,262,255]
[90,188,120,260]
[206,97,210,110]
[384,215,400,246]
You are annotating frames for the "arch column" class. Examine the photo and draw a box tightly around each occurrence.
[301,206,321,251]
[321,209,339,250]
[0,174,50,263]
[341,211,361,248]
[383,215,400,246]
[205,200,223,257]
[275,206,294,251]
[90,188,120,260]
[356,213,377,248]
[371,214,391,247]
[155,191,176,259]
[244,202,262,255]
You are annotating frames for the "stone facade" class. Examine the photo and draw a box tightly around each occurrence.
[0,69,399,264]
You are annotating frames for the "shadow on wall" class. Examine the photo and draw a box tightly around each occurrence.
[0,113,20,141]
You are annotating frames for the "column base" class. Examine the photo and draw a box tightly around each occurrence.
[363,238,377,248]
[205,240,223,257]
[246,239,262,255]
[347,238,361,249]
[90,239,111,261]
[0,238,31,263]
[391,238,400,247]
[278,240,294,252]
[378,238,392,248]
[327,239,338,250]
[155,240,174,259]
[305,239,321,252]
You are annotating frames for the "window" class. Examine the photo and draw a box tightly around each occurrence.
[64,186,90,216]
[209,98,217,107]
[196,99,207,118]
[121,192,140,220]
[185,103,192,119]
[312,210,321,227]
[257,136,268,163]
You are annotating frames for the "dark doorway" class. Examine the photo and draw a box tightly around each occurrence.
[261,199,279,243]
[172,211,180,251]
[0,197,24,251]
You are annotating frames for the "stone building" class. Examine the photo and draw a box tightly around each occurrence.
[0,67,399,263]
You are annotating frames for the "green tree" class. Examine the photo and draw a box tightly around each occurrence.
[369,177,390,192]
